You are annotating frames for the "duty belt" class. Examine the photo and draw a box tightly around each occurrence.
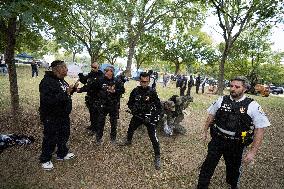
[213,124,240,140]
[216,125,235,136]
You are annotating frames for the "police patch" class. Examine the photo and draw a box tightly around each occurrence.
[145,96,150,101]
[240,107,246,113]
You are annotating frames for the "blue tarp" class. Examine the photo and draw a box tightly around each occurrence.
[16,53,33,59]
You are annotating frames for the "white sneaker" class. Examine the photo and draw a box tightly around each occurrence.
[42,161,54,170]
[57,152,75,160]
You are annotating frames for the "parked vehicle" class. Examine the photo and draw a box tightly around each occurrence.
[270,86,284,95]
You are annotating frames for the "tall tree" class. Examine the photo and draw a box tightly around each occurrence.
[158,23,214,74]
[134,34,161,70]
[112,0,195,76]
[103,38,126,65]
[209,0,283,94]
[53,0,122,64]
[226,26,272,91]
[225,26,284,87]
[0,0,72,121]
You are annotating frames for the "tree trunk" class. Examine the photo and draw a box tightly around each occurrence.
[174,61,180,75]
[90,54,95,64]
[125,38,137,77]
[217,40,230,95]
[5,17,20,123]
[72,51,76,63]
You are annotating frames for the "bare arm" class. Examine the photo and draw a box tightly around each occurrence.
[203,114,215,141]
[243,128,265,164]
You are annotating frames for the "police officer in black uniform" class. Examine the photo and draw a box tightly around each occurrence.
[186,75,194,96]
[121,72,162,170]
[88,66,125,144]
[195,74,201,94]
[197,76,270,189]
[77,62,104,133]
[179,75,187,96]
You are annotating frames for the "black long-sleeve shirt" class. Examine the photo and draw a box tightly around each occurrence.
[39,71,72,120]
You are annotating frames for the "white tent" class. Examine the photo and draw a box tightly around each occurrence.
[68,63,83,77]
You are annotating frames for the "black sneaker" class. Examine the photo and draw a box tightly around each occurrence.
[154,156,161,170]
[87,130,96,136]
[119,140,132,146]
[86,126,93,130]
[96,139,102,146]
[110,138,116,145]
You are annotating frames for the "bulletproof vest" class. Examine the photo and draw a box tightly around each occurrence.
[215,95,254,133]
[133,87,157,115]
[98,77,118,104]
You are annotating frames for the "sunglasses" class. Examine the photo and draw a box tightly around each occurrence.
[140,80,149,83]
[230,85,241,89]
[91,67,98,69]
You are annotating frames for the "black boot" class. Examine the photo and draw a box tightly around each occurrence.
[119,139,132,146]
[110,137,116,144]
[154,155,161,170]
[96,138,102,146]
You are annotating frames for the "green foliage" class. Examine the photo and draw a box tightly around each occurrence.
[208,0,284,94]
[52,0,123,63]
[103,38,126,65]
[158,27,216,74]
[0,0,75,56]
[224,25,284,85]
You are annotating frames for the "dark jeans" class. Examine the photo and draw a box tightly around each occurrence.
[196,85,200,94]
[202,85,205,94]
[39,117,70,163]
[126,116,160,156]
[32,69,38,77]
[180,87,186,96]
[197,135,245,189]
[96,105,118,141]
[187,86,193,96]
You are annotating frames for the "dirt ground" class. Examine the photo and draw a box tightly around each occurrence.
[0,82,283,189]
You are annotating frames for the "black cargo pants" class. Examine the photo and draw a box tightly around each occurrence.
[197,134,245,189]
[96,104,119,141]
[126,116,160,157]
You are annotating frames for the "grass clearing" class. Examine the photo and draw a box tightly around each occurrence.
[0,65,283,189]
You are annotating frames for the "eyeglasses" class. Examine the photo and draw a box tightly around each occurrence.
[105,69,113,72]
[91,67,98,69]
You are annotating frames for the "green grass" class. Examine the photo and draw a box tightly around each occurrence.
[0,65,283,189]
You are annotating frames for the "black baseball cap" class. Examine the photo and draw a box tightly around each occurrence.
[50,60,65,68]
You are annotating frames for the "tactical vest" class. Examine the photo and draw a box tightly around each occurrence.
[133,87,157,115]
[215,95,254,135]
[97,77,119,105]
